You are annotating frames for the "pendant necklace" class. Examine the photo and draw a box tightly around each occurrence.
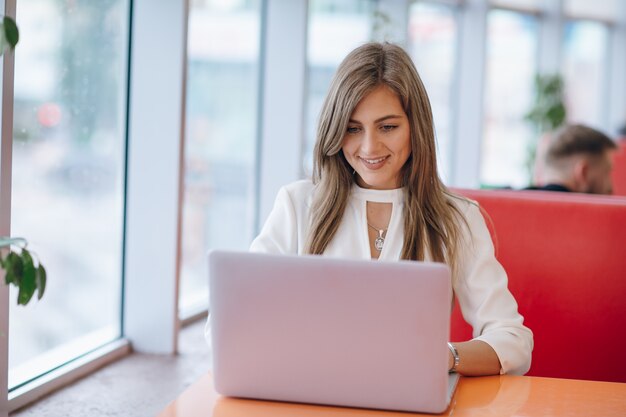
[367,222,387,252]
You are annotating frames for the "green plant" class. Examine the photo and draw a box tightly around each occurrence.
[0,238,46,306]
[0,16,19,54]
[524,74,567,183]
[371,10,393,42]
[525,74,567,133]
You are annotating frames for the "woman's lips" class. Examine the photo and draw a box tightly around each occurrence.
[359,155,389,170]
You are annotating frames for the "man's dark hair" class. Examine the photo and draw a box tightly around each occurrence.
[546,124,617,164]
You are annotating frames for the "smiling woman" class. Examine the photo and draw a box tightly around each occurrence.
[244,42,533,378]
[342,85,411,191]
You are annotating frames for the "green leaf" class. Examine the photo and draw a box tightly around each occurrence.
[4,267,13,285]
[36,264,46,300]
[7,252,23,286]
[17,249,36,306]
[3,16,19,49]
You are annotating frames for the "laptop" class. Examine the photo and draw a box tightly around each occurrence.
[208,250,460,414]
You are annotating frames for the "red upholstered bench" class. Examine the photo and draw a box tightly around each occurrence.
[450,189,626,382]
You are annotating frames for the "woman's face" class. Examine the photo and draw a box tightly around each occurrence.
[342,85,412,190]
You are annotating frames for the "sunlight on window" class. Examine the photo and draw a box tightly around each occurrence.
[180,0,262,315]
[562,21,609,129]
[303,0,373,176]
[408,1,458,183]
[481,10,538,188]
[9,0,129,389]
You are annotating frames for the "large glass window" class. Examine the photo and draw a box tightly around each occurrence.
[304,0,373,174]
[407,1,458,182]
[481,9,539,188]
[179,0,262,315]
[562,20,610,128]
[9,0,129,389]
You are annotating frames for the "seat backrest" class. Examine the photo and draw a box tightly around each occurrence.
[612,140,626,196]
[450,189,626,382]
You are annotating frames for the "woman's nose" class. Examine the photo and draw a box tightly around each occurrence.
[360,129,380,154]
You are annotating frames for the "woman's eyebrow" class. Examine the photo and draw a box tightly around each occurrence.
[348,115,403,124]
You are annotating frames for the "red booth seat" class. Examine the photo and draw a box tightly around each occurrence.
[451,189,626,382]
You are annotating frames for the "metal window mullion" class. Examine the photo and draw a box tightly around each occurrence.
[447,3,464,184]
[0,0,17,414]
[607,13,626,134]
[257,0,308,228]
[537,0,562,75]
[123,0,189,354]
[450,0,488,188]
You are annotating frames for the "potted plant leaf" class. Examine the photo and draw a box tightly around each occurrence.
[0,238,46,306]
[524,74,567,183]
[0,15,18,55]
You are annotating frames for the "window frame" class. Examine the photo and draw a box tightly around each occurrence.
[2,0,190,411]
[0,0,17,411]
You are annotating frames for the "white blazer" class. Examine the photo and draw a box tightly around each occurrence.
[248,179,533,375]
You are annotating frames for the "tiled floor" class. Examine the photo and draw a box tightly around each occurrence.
[11,319,210,417]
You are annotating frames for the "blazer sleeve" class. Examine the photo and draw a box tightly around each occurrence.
[250,185,300,254]
[454,201,534,375]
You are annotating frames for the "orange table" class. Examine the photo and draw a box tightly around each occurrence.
[157,373,626,417]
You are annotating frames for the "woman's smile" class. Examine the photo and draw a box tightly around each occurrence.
[359,155,390,169]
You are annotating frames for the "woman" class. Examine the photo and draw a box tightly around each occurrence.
[250,42,532,376]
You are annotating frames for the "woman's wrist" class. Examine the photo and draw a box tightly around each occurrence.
[447,342,460,372]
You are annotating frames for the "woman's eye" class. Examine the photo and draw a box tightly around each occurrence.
[347,126,360,134]
[381,125,397,132]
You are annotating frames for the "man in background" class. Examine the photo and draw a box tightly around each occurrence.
[527,124,617,194]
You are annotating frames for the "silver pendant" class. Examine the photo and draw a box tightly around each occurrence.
[374,235,385,251]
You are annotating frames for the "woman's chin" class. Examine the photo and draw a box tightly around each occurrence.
[355,174,398,190]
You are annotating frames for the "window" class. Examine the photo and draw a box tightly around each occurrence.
[481,9,539,188]
[179,0,262,315]
[407,1,459,182]
[9,0,129,389]
[562,20,610,129]
[304,0,373,175]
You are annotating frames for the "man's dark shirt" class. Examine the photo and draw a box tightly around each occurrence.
[523,184,571,192]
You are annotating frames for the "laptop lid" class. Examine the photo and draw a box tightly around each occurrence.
[209,250,456,414]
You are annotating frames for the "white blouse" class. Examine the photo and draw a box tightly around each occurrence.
[249,179,533,375]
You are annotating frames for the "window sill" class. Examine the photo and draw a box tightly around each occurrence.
[8,339,131,412]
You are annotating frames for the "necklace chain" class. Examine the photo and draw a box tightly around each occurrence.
[367,222,387,252]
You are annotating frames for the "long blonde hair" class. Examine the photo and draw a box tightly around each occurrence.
[305,42,467,280]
